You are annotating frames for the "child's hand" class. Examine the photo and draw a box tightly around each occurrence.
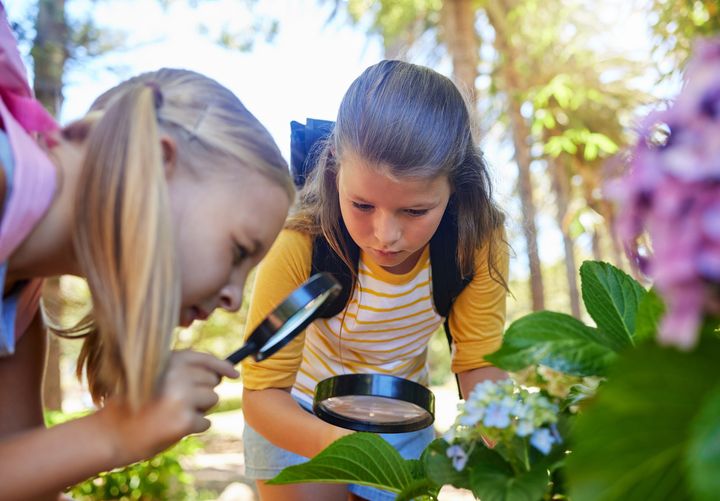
[99,350,239,465]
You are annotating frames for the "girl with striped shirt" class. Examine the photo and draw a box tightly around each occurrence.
[242,60,510,501]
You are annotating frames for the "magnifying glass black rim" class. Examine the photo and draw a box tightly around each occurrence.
[225,272,341,365]
[313,374,435,433]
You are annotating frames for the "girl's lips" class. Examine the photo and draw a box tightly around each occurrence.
[180,306,210,327]
[373,249,401,257]
[193,306,210,321]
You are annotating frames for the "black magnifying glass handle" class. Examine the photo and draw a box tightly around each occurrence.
[226,342,257,365]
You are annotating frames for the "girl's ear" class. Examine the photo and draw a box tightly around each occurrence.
[160,135,178,179]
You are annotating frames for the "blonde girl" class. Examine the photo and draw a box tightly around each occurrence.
[0,6,294,499]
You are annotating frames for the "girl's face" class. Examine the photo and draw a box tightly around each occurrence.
[337,152,450,274]
[168,164,290,326]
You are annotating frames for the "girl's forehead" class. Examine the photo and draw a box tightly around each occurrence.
[338,157,450,203]
[338,155,448,185]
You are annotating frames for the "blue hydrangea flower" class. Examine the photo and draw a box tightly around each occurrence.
[446,445,468,471]
[516,419,535,437]
[530,428,556,455]
[482,402,511,429]
[459,403,485,426]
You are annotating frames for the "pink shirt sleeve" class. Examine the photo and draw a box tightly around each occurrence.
[0,2,58,351]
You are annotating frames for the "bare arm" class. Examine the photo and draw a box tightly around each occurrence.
[243,387,352,458]
[458,366,508,400]
[0,316,239,500]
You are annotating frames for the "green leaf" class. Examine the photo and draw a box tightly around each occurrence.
[405,458,425,480]
[423,439,470,489]
[634,288,665,343]
[566,336,720,501]
[469,451,550,501]
[268,433,411,492]
[580,261,646,351]
[687,384,720,501]
[583,142,599,161]
[486,311,617,376]
[396,478,440,501]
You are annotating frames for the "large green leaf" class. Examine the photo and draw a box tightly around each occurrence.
[633,288,665,343]
[566,335,720,501]
[580,261,645,351]
[268,433,411,492]
[486,311,617,376]
[687,384,720,501]
[469,450,550,501]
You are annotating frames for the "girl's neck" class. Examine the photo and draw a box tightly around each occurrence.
[6,133,83,284]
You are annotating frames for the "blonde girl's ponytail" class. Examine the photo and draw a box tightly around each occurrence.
[73,83,178,410]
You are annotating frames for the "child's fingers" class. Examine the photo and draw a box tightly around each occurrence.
[173,350,240,379]
[191,387,220,413]
[191,414,212,435]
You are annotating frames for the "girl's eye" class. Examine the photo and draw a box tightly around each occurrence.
[405,209,429,217]
[232,244,248,266]
[352,202,374,212]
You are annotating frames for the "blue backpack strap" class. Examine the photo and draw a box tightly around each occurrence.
[290,118,335,188]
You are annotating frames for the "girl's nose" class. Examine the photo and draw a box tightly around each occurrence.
[375,213,401,246]
[219,284,243,312]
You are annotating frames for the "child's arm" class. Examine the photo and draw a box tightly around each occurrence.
[0,318,238,499]
[243,387,352,458]
[458,366,508,398]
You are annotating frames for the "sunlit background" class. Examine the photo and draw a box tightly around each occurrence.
[5,0,714,498]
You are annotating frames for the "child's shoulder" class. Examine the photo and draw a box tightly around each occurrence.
[276,228,313,248]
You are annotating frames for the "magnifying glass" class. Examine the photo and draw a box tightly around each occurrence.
[225,272,341,364]
[313,374,435,433]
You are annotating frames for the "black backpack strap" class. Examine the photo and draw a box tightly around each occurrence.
[430,200,473,398]
[290,118,335,188]
[310,221,359,318]
[429,199,473,318]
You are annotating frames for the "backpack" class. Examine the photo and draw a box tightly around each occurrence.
[290,118,473,396]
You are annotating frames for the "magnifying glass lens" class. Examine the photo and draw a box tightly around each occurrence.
[317,395,429,425]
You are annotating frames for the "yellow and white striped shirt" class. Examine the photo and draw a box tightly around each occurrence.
[292,246,440,405]
[242,229,508,404]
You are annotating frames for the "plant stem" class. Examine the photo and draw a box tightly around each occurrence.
[523,438,531,471]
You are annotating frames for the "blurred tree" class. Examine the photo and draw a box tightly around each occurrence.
[485,0,545,310]
[508,0,653,314]
[649,0,720,74]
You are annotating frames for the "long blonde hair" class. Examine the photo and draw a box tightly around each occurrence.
[44,69,293,409]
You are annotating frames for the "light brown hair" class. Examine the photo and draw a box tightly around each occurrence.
[289,60,506,285]
[44,69,293,409]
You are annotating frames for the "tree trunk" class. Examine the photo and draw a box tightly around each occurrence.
[439,0,479,108]
[486,0,545,310]
[550,158,581,318]
[591,227,603,262]
[32,0,68,412]
[32,0,68,115]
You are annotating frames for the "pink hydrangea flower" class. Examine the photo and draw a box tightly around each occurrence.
[611,37,720,350]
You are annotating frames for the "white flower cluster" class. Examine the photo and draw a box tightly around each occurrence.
[443,379,561,471]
